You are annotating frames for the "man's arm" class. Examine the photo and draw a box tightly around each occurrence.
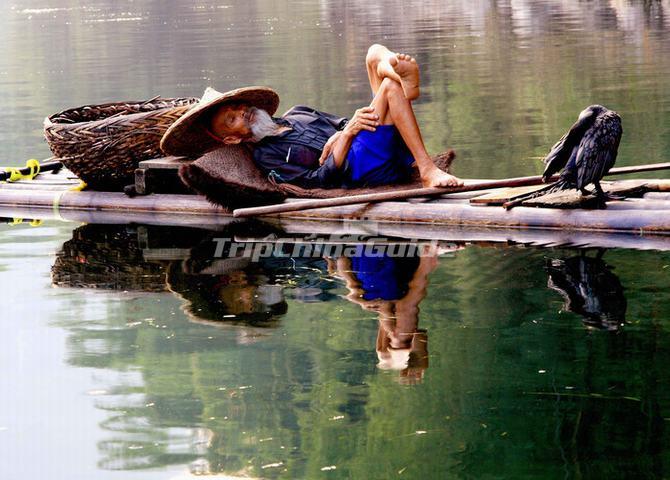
[254,143,348,189]
[283,105,349,131]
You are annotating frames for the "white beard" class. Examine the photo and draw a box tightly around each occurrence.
[249,107,284,142]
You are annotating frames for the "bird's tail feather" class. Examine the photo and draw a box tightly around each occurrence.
[503,179,572,210]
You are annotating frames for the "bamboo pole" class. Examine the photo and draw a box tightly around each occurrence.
[233,162,670,218]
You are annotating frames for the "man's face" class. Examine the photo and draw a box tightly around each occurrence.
[209,102,254,144]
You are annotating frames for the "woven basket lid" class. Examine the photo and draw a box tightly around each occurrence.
[160,86,280,158]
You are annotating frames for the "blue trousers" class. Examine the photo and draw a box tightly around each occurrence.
[344,125,416,187]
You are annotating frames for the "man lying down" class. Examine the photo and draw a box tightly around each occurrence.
[160,44,462,190]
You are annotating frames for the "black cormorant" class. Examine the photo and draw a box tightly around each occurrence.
[543,105,622,197]
[505,105,623,208]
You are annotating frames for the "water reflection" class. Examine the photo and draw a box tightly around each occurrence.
[546,250,627,331]
[328,244,463,384]
[54,224,469,382]
[51,224,170,291]
[43,223,670,478]
[167,257,288,327]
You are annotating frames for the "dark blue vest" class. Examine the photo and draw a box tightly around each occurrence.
[252,105,349,188]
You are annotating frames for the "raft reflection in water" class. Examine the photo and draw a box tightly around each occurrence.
[51,223,467,377]
[51,224,630,339]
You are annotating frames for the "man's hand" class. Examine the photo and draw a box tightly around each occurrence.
[319,106,380,165]
[319,131,342,165]
[319,106,378,169]
[343,106,380,137]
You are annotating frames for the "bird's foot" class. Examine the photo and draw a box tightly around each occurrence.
[581,188,623,205]
[592,192,626,209]
[593,193,624,209]
[601,193,626,201]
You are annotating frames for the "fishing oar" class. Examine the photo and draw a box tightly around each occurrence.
[0,159,63,182]
[233,161,670,218]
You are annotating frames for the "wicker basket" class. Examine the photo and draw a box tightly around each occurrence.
[44,96,199,191]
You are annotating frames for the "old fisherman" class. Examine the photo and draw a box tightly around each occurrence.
[161,44,462,189]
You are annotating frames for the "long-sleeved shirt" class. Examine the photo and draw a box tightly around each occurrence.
[252,105,350,189]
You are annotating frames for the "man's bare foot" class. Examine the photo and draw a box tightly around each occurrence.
[367,45,421,100]
[388,53,420,101]
[421,167,463,188]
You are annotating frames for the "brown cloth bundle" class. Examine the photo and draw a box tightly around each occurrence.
[178,145,455,210]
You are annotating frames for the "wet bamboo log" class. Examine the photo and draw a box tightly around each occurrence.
[643,192,670,200]
[273,200,670,233]
[4,200,670,250]
[0,189,669,232]
[2,180,670,234]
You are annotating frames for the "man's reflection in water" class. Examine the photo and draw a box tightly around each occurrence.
[328,243,461,384]
[545,250,627,330]
[167,257,288,329]
[166,230,338,329]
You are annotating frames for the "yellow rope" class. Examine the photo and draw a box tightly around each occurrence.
[7,218,43,227]
[3,159,41,182]
[69,180,88,192]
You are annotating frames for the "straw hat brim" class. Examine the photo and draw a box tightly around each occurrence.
[160,86,280,158]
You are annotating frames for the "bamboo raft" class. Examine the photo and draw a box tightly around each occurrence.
[3,157,670,250]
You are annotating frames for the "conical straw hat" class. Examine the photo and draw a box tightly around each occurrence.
[160,86,280,158]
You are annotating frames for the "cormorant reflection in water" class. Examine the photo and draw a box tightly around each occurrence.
[545,250,627,330]
[328,243,463,384]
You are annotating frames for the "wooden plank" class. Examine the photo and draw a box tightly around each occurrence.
[470,185,550,205]
[138,156,191,170]
[134,168,148,195]
[522,181,650,209]
[134,159,194,195]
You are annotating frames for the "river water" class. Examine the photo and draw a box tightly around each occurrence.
[1,1,670,479]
